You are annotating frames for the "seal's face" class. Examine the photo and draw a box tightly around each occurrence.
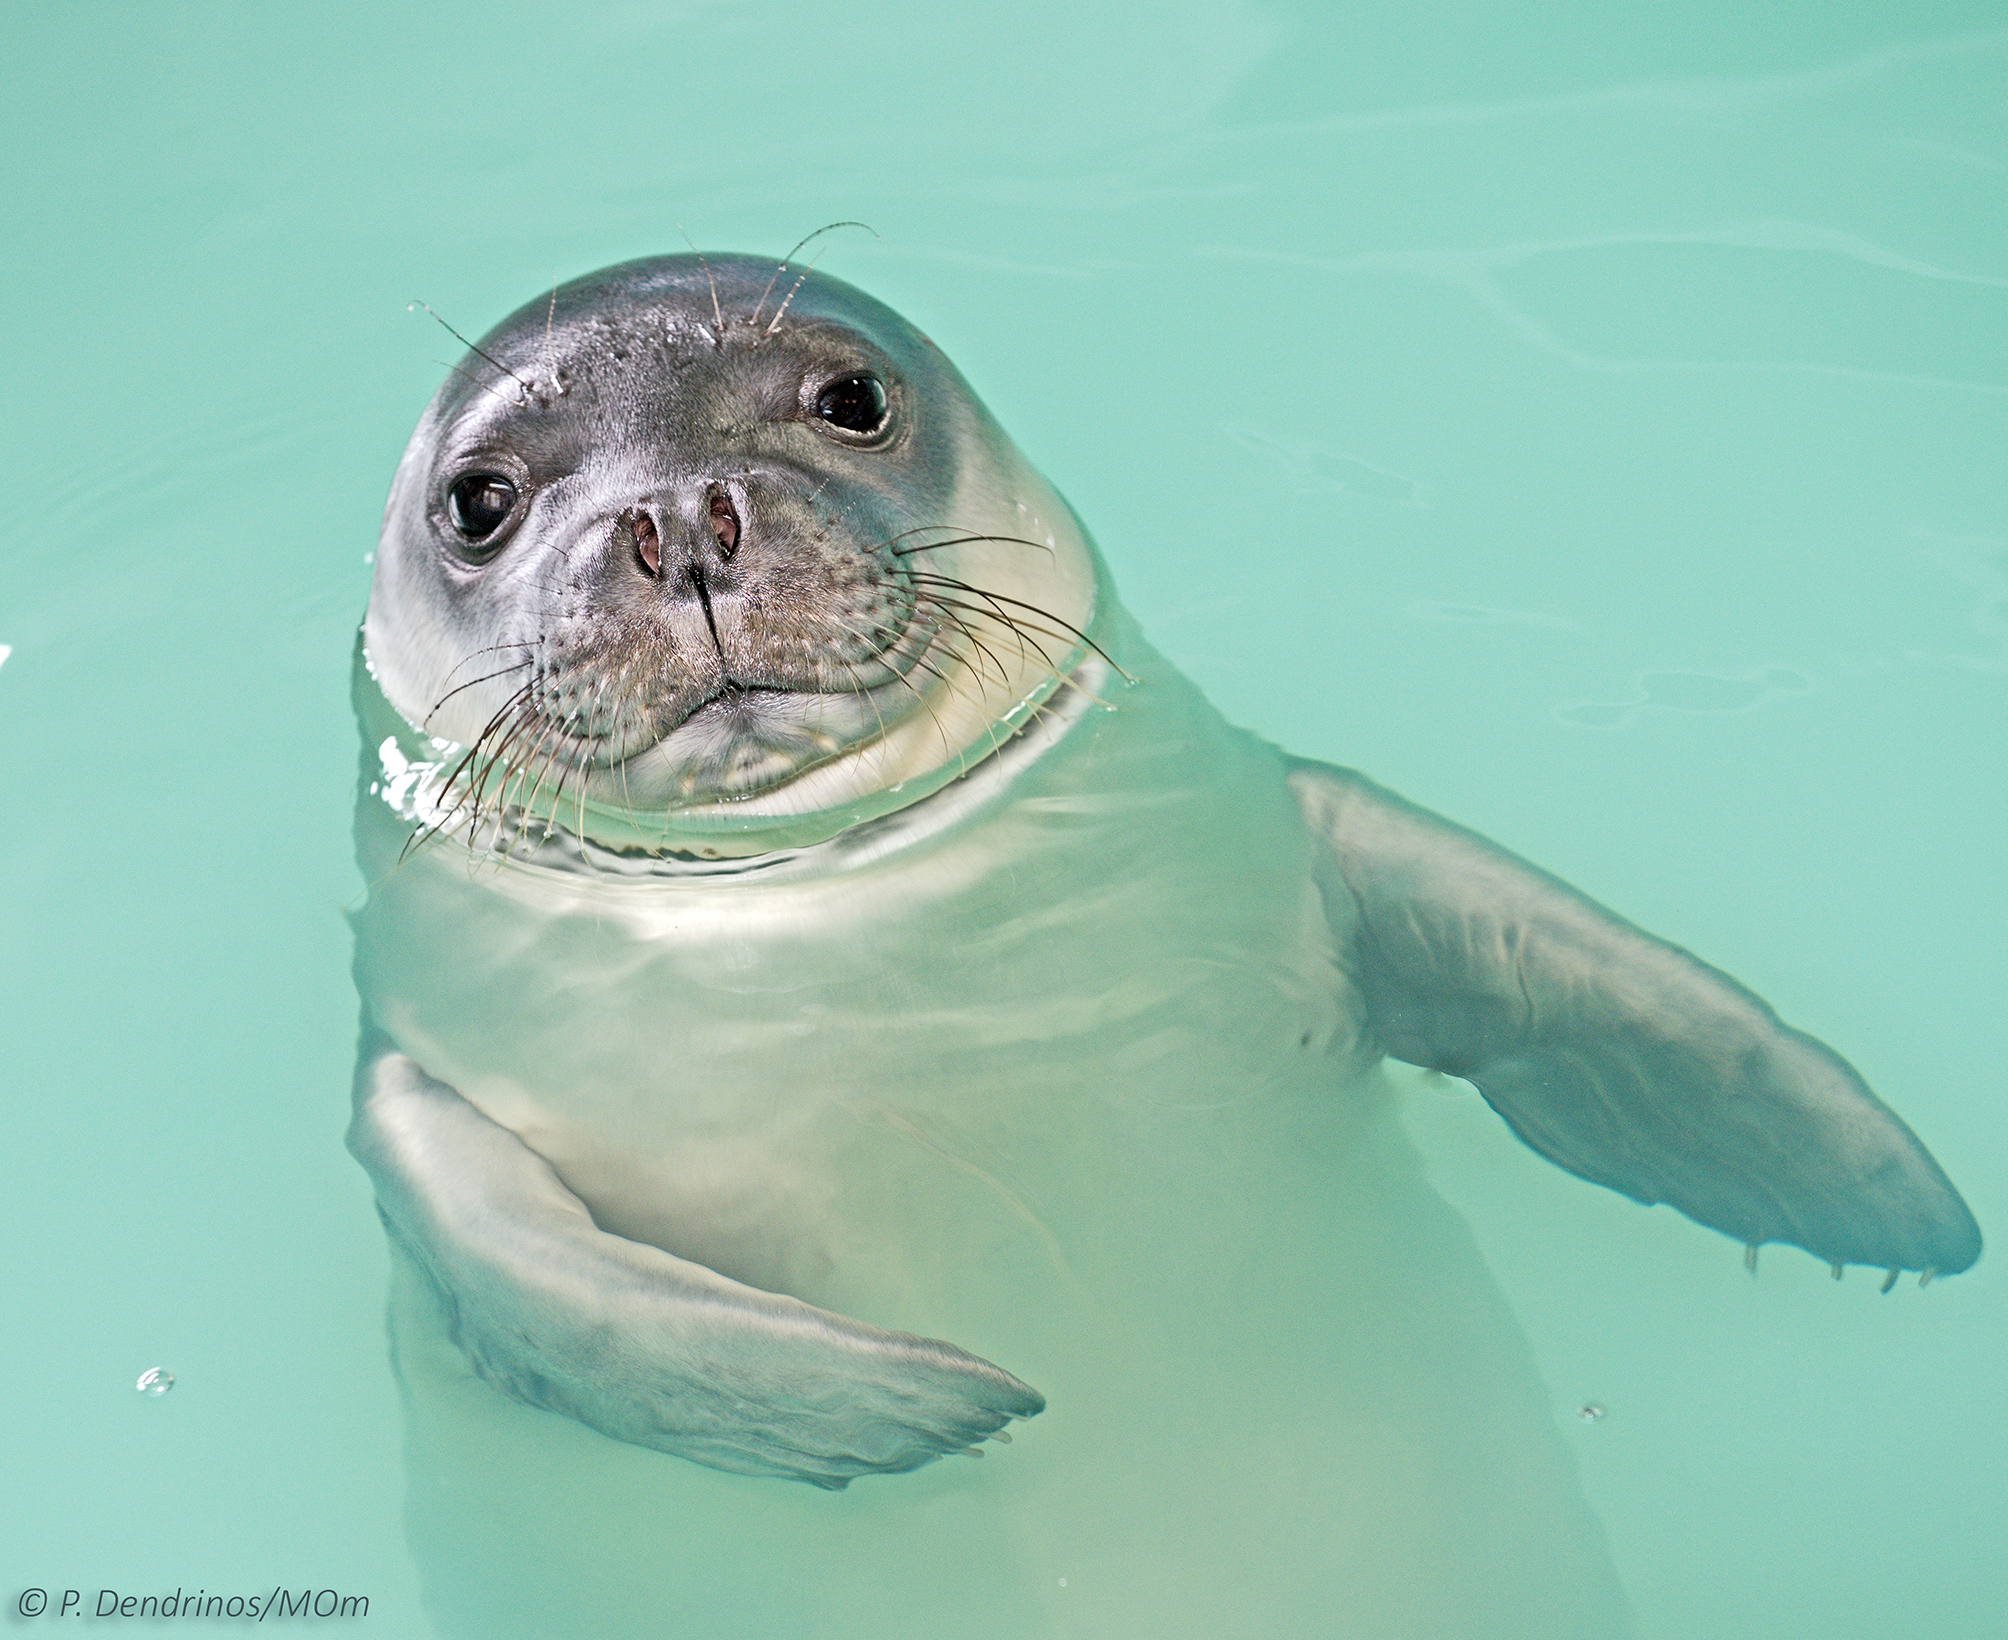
[367,255,1098,835]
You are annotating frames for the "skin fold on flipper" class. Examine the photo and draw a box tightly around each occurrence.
[1288,760,1982,1278]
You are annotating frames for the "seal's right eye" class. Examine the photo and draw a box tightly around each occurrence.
[447,473,518,543]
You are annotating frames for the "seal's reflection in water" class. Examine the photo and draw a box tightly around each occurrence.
[355,621,1627,1638]
[348,256,1972,1639]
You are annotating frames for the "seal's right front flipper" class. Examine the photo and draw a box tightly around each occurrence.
[348,1045,1043,1486]
[1289,762,1982,1281]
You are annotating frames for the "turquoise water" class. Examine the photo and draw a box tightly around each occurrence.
[5,4,2005,1635]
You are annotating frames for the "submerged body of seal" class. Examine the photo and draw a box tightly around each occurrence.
[350,254,1979,1638]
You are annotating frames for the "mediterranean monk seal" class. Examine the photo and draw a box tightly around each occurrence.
[348,253,1979,1639]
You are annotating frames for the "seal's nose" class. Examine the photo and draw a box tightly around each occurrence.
[706,487,740,558]
[626,483,742,579]
[631,509,663,575]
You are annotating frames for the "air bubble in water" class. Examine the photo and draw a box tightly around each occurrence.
[136,1368,174,1396]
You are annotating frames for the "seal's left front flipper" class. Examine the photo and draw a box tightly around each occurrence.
[1288,761,1981,1280]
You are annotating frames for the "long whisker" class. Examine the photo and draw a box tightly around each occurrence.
[908,591,1095,731]
[577,675,612,850]
[432,639,538,689]
[512,709,566,819]
[762,219,879,339]
[910,595,1015,687]
[543,282,557,368]
[537,696,596,844]
[904,572,1132,682]
[510,719,574,860]
[846,641,892,747]
[913,591,1060,677]
[819,624,961,773]
[817,605,971,720]
[677,225,726,337]
[875,523,996,549]
[889,532,1057,560]
[433,359,526,413]
[816,607,958,704]
[461,691,550,849]
[410,301,534,404]
[899,610,1014,768]
[424,657,534,725]
[863,597,1010,709]
[610,659,641,823]
[748,221,877,329]
[909,583,1074,667]
[400,681,537,862]
[764,247,829,338]
[445,682,536,804]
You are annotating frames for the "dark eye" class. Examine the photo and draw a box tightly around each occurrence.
[447,473,518,541]
[814,373,888,435]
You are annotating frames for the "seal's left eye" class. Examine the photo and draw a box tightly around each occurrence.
[448,473,518,540]
[814,374,888,435]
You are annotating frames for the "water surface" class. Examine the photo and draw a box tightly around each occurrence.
[3,4,2003,1635]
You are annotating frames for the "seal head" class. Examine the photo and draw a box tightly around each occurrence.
[367,255,1099,845]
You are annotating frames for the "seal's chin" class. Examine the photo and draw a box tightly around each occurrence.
[613,684,905,805]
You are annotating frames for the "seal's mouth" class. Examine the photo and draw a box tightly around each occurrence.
[641,676,926,801]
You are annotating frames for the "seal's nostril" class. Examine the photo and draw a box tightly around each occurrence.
[633,512,662,576]
[708,488,740,558]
